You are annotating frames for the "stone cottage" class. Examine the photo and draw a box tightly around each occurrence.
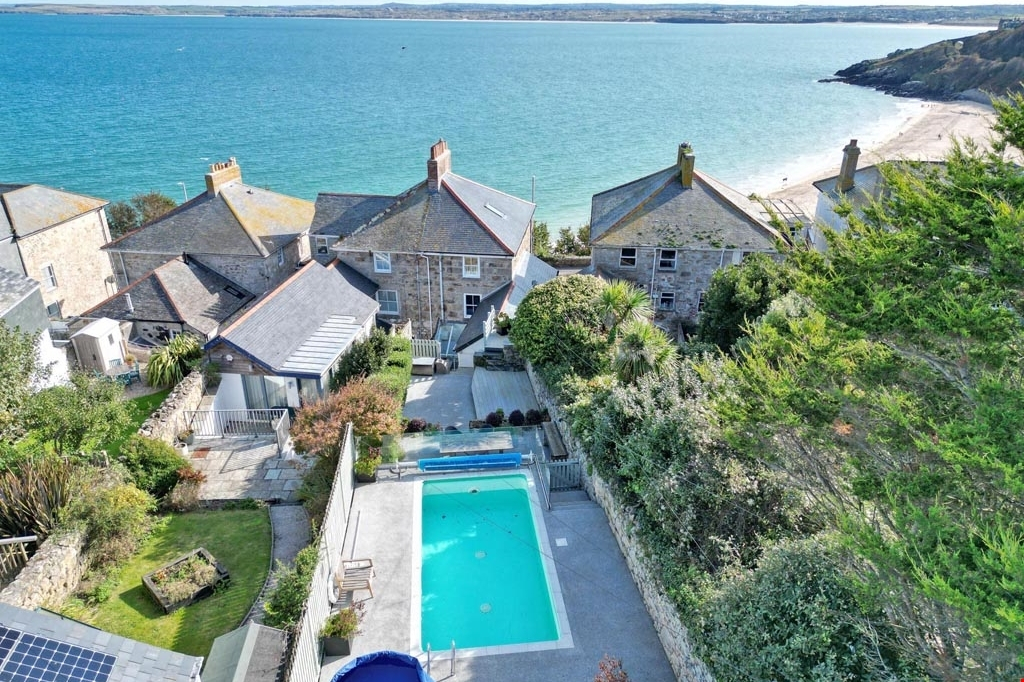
[589,144,788,334]
[0,183,116,318]
[103,158,315,295]
[317,140,555,353]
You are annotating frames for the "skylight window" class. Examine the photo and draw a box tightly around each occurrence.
[484,203,506,219]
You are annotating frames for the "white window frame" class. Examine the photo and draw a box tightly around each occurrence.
[41,263,57,290]
[462,256,481,279]
[315,235,330,255]
[658,249,677,271]
[658,291,675,311]
[619,248,637,268]
[376,290,399,315]
[464,293,481,319]
[373,252,392,273]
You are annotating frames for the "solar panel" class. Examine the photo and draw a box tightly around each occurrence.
[0,626,116,682]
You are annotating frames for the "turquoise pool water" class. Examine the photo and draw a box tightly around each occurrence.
[420,474,558,650]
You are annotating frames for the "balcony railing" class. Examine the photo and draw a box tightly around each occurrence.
[182,409,288,441]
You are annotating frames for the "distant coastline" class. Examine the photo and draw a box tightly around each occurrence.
[0,3,1015,26]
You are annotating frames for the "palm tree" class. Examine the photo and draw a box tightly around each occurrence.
[597,280,653,338]
[613,319,678,385]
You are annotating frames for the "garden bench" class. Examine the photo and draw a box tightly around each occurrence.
[542,421,568,461]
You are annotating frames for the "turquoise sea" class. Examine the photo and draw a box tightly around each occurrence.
[0,15,982,228]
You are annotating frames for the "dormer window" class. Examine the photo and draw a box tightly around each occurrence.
[373,252,392,273]
[315,236,330,255]
[463,256,480,278]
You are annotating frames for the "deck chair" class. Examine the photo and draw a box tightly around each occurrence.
[336,558,374,601]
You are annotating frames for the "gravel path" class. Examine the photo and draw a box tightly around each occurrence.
[246,503,311,625]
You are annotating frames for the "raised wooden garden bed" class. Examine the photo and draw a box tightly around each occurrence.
[142,547,229,614]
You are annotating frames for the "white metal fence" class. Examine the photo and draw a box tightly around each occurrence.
[284,423,355,682]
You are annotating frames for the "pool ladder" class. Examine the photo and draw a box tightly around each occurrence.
[425,641,457,678]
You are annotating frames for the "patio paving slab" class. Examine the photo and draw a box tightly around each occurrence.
[403,367,476,429]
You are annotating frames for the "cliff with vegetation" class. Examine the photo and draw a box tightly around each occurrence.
[829,24,1024,102]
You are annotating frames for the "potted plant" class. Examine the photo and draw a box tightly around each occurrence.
[321,603,364,657]
[177,428,195,446]
[353,447,382,483]
[494,312,512,335]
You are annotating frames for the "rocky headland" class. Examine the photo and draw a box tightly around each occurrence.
[825,24,1024,103]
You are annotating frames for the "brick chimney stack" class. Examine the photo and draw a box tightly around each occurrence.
[836,140,860,193]
[677,143,695,189]
[427,140,452,193]
[205,158,242,197]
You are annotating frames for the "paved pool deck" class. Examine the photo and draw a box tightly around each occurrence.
[320,469,675,682]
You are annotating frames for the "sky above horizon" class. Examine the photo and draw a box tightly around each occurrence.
[9,0,1024,7]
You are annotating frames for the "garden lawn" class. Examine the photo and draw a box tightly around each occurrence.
[105,389,171,459]
[61,508,271,658]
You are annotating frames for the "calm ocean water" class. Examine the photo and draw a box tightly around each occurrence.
[0,15,981,228]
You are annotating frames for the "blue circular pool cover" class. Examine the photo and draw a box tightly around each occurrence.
[330,650,435,682]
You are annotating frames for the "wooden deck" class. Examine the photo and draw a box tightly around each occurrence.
[471,369,540,418]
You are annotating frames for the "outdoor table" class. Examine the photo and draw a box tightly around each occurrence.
[438,430,513,455]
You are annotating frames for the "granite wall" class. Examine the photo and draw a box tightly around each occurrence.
[526,363,715,682]
[137,370,207,444]
[0,531,87,610]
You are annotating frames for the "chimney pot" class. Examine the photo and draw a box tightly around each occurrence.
[205,157,242,197]
[427,140,452,193]
[836,139,860,193]
[678,143,695,189]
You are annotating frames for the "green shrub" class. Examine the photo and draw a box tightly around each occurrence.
[695,538,914,681]
[509,275,609,376]
[119,435,188,498]
[298,456,337,532]
[62,466,155,568]
[263,543,319,629]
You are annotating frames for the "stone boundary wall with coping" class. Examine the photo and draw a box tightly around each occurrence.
[526,363,715,682]
[0,530,88,610]
[137,370,207,445]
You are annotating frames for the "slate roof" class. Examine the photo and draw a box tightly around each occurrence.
[455,282,513,351]
[311,193,396,238]
[0,183,107,238]
[590,167,783,250]
[81,257,254,337]
[209,260,378,376]
[202,623,286,682]
[0,603,202,682]
[333,175,534,257]
[104,183,314,257]
[0,265,40,317]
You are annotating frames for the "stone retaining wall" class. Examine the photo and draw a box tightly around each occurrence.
[0,530,87,610]
[137,370,206,445]
[526,363,715,682]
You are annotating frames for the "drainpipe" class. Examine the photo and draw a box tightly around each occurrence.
[418,254,432,336]
[437,255,445,324]
[649,247,656,298]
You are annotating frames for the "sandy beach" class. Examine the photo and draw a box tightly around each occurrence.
[767,100,999,217]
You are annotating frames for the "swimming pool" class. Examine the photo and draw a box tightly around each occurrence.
[415,473,570,654]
